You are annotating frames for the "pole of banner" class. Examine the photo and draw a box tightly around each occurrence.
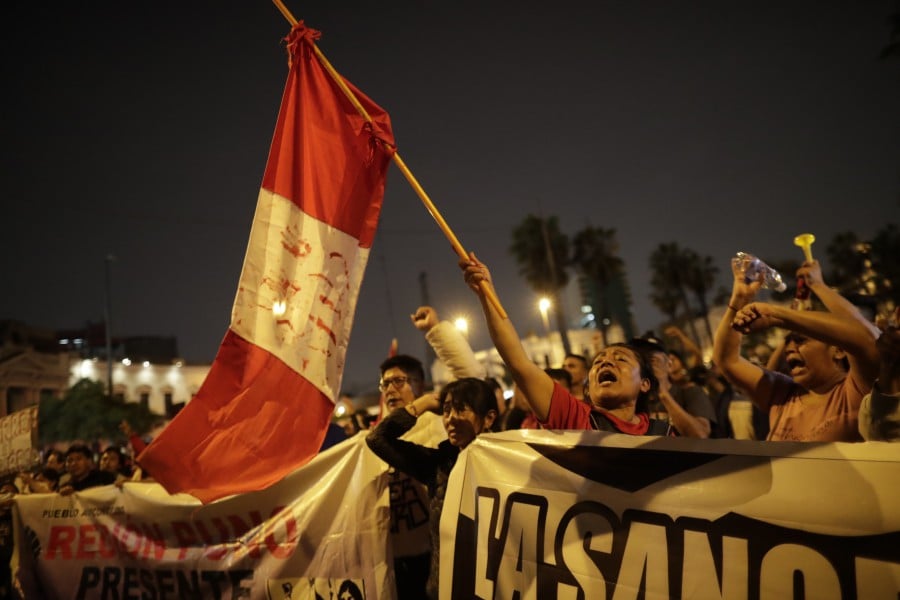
[271,0,507,319]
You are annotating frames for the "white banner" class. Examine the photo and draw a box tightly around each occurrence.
[14,428,900,599]
[441,430,900,599]
[12,433,392,600]
[0,406,39,477]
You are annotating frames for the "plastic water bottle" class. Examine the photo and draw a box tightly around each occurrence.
[731,252,787,292]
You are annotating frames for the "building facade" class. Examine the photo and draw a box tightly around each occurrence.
[0,320,211,418]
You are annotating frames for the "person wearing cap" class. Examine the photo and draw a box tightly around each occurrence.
[631,333,718,438]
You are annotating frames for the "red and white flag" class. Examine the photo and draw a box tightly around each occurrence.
[139,22,394,503]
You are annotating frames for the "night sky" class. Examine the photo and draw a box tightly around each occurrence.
[3,1,898,393]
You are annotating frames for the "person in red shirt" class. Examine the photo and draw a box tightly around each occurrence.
[460,253,668,435]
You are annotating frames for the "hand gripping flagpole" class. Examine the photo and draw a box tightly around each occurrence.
[272,0,507,319]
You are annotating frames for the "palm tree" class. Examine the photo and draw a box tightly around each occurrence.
[510,214,572,355]
[683,251,719,343]
[570,226,624,347]
[649,275,681,323]
[648,243,701,345]
[826,231,867,294]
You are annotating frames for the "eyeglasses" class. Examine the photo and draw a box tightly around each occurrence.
[378,376,418,391]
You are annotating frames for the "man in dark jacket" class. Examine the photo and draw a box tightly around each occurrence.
[58,445,116,495]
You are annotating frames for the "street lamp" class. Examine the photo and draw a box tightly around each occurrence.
[453,316,469,336]
[538,297,551,334]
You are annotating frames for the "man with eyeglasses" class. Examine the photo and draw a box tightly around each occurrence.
[379,355,426,412]
[377,354,442,599]
[376,308,489,598]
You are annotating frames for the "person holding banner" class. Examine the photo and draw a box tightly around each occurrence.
[378,309,487,599]
[713,258,880,441]
[374,354,436,600]
[17,467,60,494]
[366,377,498,600]
[58,445,117,495]
[459,253,669,435]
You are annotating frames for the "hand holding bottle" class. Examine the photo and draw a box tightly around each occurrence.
[731,252,786,292]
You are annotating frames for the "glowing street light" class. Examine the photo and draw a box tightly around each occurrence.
[453,316,469,336]
[538,297,552,334]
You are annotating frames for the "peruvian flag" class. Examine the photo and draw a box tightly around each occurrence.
[139,22,394,503]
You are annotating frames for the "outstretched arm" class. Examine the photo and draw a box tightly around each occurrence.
[460,253,554,421]
[411,306,486,380]
[732,301,880,386]
[800,261,880,338]
[657,381,712,438]
[663,325,704,367]
[712,275,773,410]
[366,393,442,484]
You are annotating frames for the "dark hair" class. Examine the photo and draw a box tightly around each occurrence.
[39,467,61,489]
[379,354,425,382]
[337,581,364,600]
[65,444,93,460]
[564,353,589,368]
[102,447,128,474]
[629,334,667,358]
[544,367,573,388]
[44,449,64,464]
[594,343,659,414]
[483,376,503,394]
[439,377,498,419]
[667,349,686,366]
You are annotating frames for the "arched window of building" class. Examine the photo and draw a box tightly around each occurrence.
[113,385,127,403]
[137,386,151,410]
[163,388,175,418]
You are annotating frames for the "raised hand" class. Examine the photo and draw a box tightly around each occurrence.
[796,260,824,288]
[460,252,492,295]
[410,306,439,332]
[731,303,779,334]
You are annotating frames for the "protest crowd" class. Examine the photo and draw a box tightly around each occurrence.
[2,251,898,599]
[2,14,897,596]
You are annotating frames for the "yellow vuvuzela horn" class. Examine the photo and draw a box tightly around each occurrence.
[793,233,816,263]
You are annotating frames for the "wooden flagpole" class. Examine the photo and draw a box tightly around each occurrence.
[271,0,507,319]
